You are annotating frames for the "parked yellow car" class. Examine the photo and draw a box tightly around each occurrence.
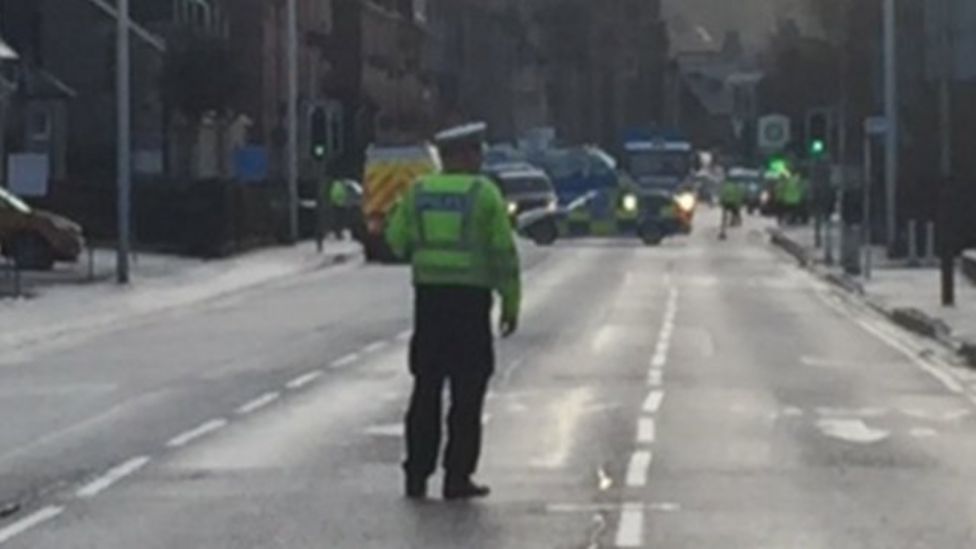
[0,186,84,270]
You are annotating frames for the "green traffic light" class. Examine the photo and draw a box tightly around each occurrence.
[313,145,326,159]
[810,139,826,155]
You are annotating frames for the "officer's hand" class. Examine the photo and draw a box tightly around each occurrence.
[499,317,518,338]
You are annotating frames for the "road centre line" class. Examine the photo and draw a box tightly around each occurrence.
[76,456,151,498]
[236,392,280,415]
[166,419,228,448]
[362,340,389,354]
[643,391,664,414]
[625,450,653,487]
[614,502,644,547]
[330,353,360,369]
[637,417,656,443]
[0,505,63,544]
[647,369,662,387]
[286,370,323,390]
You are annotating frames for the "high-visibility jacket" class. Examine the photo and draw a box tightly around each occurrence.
[386,174,521,323]
[330,180,350,208]
[780,176,803,206]
[719,181,744,207]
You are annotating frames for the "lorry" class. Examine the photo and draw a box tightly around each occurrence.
[360,143,442,262]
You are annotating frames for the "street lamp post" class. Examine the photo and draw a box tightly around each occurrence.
[116,0,131,283]
[286,0,299,243]
[882,0,899,254]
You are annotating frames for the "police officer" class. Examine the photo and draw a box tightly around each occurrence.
[386,122,521,500]
[329,179,351,239]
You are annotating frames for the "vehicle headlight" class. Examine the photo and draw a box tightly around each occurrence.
[507,201,518,215]
[675,192,696,212]
[622,194,638,213]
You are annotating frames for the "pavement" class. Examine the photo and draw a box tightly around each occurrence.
[0,240,361,360]
[4,209,976,547]
[770,223,976,366]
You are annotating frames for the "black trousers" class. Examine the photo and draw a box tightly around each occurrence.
[404,285,493,480]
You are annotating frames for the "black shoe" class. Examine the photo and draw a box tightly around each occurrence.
[405,476,427,500]
[443,477,491,500]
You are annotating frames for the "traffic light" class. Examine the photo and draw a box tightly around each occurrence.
[310,107,328,161]
[806,110,829,159]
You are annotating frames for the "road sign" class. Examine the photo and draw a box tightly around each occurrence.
[758,114,790,152]
[864,116,888,136]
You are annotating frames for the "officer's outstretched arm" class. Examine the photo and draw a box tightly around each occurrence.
[484,184,521,333]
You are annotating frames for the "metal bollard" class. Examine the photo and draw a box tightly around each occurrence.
[824,217,835,266]
[925,221,936,266]
[88,247,96,281]
[907,219,919,266]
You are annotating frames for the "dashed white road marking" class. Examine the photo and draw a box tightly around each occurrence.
[909,427,938,438]
[286,370,323,390]
[362,340,389,354]
[816,418,890,444]
[642,391,664,414]
[625,450,653,487]
[236,392,280,415]
[650,352,667,368]
[0,505,63,544]
[637,417,656,444]
[615,502,644,547]
[76,456,151,498]
[166,419,228,448]
[330,353,360,369]
[647,369,663,387]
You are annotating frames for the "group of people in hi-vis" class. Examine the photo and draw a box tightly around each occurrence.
[718,161,808,240]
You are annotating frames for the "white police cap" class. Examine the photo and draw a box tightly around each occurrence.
[434,122,487,146]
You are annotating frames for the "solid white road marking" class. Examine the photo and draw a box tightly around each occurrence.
[818,293,966,396]
[643,391,664,414]
[649,502,681,512]
[329,353,360,369]
[76,456,151,498]
[362,340,389,354]
[236,392,281,415]
[625,450,653,487]
[615,503,644,547]
[856,318,965,394]
[816,418,890,444]
[0,505,63,544]
[286,370,323,390]
[637,417,656,444]
[166,419,228,448]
